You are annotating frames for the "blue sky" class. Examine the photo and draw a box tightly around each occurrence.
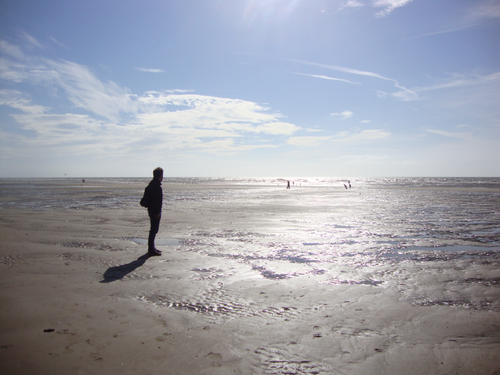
[1,0,499,177]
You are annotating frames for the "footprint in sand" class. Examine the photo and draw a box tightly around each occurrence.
[206,352,222,367]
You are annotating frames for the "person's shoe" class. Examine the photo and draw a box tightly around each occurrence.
[148,248,162,256]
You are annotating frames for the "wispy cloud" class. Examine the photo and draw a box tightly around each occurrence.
[21,32,44,49]
[287,128,391,147]
[287,136,332,147]
[135,67,165,73]
[331,110,353,120]
[415,72,500,92]
[348,129,391,140]
[290,71,360,85]
[426,129,471,141]
[198,138,277,155]
[469,1,500,21]
[337,0,365,13]
[0,38,300,157]
[372,0,414,18]
[0,90,47,114]
[46,59,138,122]
[391,71,500,100]
[0,39,26,60]
[288,58,418,100]
[49,36,69,50]
[375,90,388,98]
[340,154,388,162]
[410,1,500,38]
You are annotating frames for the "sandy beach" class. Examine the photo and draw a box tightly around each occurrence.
[1,180,500,374]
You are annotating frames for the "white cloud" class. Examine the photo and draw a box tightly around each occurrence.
[136,93,285,130]
[332,129,391,143]
[351,129,391,139]
[21,32,44,49]
[392,89,419,101]
[409,1,500,39]
[287,136,332,147]
[361,120,371,123]
[0,90,48,114]
[391,71,500,101]
[337,0,364,14]
[287,129,391,147]
[344,0,364,9]
[470,2,500,20]
[331,110,353,120]
[0,40,138,121]
[49,36,69,50]
[0,40,301,158]
[12,113,104,141]
[198,138,277,155]
[291,71,360,85]
[135,67,165,73]
[372,0,414,18]
[341,154,388,161]
[46,60,139,122]
[288,58,418,100]
[426,129,471,141]
[415,72,500,92]
[254,122,300,135]
[0,40,26,60]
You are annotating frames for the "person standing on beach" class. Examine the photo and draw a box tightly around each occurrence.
[144,167,163,256]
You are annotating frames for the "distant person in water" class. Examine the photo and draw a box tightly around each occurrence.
[348,180,351,189]
[143,167,163,256]
[344,184,348,189]
[287,180,291,189]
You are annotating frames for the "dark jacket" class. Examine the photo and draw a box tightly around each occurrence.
[146,178,163,215]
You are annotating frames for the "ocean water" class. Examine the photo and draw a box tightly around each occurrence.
[2,177,500,311]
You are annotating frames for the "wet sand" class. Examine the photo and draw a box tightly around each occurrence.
[1,182,500,374]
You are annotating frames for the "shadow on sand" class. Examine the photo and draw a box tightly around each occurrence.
[100,253,152,283]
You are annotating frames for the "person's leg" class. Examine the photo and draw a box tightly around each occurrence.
[148,212,160,252]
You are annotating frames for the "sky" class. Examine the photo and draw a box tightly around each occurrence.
[0,0,499,178]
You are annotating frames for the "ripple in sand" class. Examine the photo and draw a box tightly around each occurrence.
[58,241,118,251]
[415,298,500,311]
[382,245,500,263]
[128,238,181,246]
[0,254,29,267]
[191,267,230,281]
[254,347,330,374]
[137,291,299,321]
[455,277,500,286]
[58,252,112,267]
[325,278,384,286]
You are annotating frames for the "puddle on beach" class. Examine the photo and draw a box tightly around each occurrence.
[403,244,499,252]
[129,238,181,246]
[383,244,500,261]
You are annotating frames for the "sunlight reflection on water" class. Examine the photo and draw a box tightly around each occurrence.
[2,177,500,309]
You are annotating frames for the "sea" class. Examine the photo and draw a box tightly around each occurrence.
[1,177,500,310]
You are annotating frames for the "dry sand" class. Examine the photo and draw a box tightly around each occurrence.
[1,182,500,374]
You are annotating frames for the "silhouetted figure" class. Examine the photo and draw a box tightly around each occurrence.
[348,180,351,189]
[287,180,291,189]
[141,167,164,256]
[100,254,151,282]
[344,184,348,189]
